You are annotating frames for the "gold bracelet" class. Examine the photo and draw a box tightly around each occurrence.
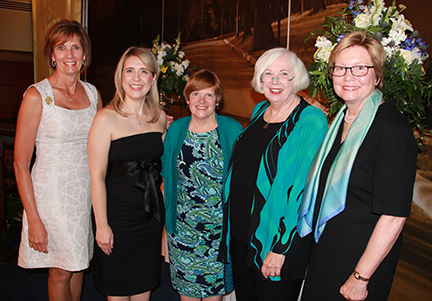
[353,271,370,282]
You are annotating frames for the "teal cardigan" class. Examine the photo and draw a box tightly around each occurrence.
[218,98,328,280]
[162,113,243,234]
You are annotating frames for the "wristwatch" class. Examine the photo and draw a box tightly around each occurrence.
[353,271,370,282]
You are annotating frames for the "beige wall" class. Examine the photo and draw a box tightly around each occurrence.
[0,0,83,82]
[0,0,32,52]
[32,0,82,82]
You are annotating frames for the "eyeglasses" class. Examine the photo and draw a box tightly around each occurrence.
[261,72,295,83]
[330,65,375,77]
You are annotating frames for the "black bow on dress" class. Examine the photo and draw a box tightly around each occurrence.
[109,159,162,222]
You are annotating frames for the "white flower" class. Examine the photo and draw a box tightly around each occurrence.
[388,29,407,46]
[314,36,334,62]
[371,11,383,26]
[373,0,385,7]
[173,62,184,76]
[161,42,170,51]
[383,45,394,57]
[369,0,385,26]
[390,15,413,33]
[354,13,372,28]
[399,49,415,65]
[156,51,166,66]
[178,51,185,59]
[182,59,190,70]
[315,36,332,49]
[411,47,422,61]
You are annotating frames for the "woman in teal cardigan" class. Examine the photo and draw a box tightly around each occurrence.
[162,69,243,301]
[218,48,328,301]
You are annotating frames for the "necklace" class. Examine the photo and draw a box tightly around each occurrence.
[263,98,299,129]
[61,84,78,101]
[263,111,286,129]
[124,105,144,125]
[263,121,274,129]
[133,114,144,125]
[344,110,359,123]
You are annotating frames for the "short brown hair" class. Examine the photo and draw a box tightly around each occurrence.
[44,19,92,72]
[329,31,386,89]
[110,47,161,123]
[183,69,224,105]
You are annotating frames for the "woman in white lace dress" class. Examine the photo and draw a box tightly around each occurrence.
[14,20,102,300]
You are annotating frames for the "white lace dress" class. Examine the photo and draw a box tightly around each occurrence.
[18,78,97,271]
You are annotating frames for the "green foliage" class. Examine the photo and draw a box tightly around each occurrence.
[307,0,431,150]
[152,34,191,108]
[6,193,22,222]
[0,193,23,247]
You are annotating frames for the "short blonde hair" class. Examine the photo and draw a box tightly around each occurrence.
[329,31,386,89]
[110,47,161,123]
[251,48,310,94]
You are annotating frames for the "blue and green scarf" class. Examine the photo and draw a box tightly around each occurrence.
[297,89,383,242]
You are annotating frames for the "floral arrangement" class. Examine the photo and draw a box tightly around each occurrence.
[152,33,191,107]
[308,0,431,149]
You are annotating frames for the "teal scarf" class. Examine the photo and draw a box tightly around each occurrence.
[297,90,383,242]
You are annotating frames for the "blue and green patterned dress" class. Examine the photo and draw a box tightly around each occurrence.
[167,128,226,298]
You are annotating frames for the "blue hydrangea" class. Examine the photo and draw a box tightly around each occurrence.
[401,36,429,57]
[337,34,346,42]
[349,0,364,16]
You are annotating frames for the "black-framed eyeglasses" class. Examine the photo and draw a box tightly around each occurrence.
[330,65,375,77]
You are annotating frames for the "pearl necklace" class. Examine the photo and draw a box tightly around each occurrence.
[344,110,359,123]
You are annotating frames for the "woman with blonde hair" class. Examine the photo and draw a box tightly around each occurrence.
[298,31,417,301]
[88,46,166,300]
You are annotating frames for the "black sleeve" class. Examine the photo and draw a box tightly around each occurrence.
[371,122,417,217]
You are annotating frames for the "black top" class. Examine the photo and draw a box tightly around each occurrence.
[230,114,284,242]
[302,99,418,300]
[312,116,344,229]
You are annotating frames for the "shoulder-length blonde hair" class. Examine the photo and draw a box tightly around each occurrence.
[329,31,386,89]
[109,47,161,123]
[251,47,310,94]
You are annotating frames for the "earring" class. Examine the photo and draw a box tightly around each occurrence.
[83,59,86,66]
[52,60,56,68]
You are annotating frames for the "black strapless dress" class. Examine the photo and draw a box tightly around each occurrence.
[93,132,165,296]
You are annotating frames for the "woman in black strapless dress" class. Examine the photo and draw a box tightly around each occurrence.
[88,47,167,300]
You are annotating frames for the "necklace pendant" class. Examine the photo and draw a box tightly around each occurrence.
[263,123,269,129]
[139,121,142,125]
[68,98,72,101]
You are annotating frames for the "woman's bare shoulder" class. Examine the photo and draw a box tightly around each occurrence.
[95,105,118,120]
[22,86,42,104]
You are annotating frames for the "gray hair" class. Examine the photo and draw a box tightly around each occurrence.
[251,48,310,94]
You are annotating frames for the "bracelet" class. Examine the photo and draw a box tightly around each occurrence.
[353,271,370,282]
